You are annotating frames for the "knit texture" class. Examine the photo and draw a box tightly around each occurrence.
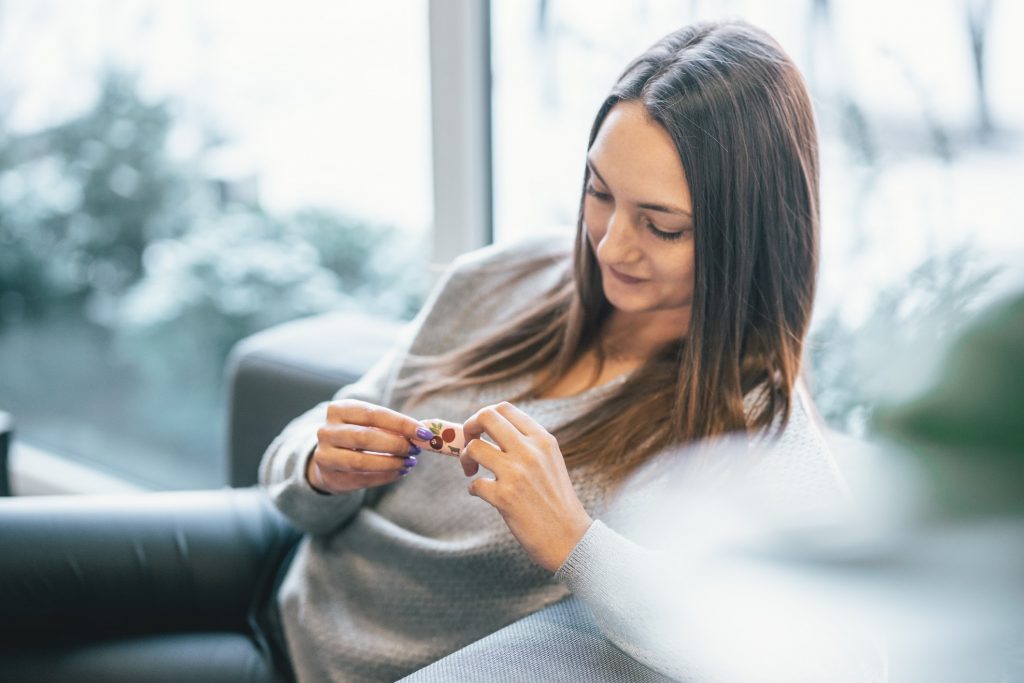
[258,232,847,682]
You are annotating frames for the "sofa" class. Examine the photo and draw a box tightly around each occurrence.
[0,410,11,496]
[0,310,674,682]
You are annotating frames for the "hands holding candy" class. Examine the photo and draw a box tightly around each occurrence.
[313,399,593,572]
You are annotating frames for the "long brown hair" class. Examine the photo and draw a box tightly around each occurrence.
[395,20,820,489]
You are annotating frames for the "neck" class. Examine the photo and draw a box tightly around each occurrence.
[600,308,689,361]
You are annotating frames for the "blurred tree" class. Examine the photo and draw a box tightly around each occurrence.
[285,207,398,294]
[0,65,424,487]
[0,65,420,335]
[0,70,209,323]
[111,211,354,394]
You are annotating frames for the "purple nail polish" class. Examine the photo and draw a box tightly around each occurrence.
[403,456,417,467]
[399,469,410,476]
[416,427,433,440]
[408,444,422,455]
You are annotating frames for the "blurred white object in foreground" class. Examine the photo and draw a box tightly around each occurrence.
[597,430,1022,682]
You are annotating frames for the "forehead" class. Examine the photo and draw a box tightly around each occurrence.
[589,101,691,207]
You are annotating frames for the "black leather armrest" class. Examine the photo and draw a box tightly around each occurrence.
[223,310,404,487]
[0,487,300,645]
[0,410,12,496]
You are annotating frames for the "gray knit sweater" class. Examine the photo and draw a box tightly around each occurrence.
[259,232,847,682]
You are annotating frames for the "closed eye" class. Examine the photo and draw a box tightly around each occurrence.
[585,185,691,242]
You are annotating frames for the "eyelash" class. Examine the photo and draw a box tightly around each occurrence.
[585,185,688,242]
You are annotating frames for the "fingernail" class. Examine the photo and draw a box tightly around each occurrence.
[408,444,422,455]
[399,469,410,476]
[403,456,417,467]
[416,427,433,440]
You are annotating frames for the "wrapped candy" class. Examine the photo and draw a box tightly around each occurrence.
[412,419,466,457]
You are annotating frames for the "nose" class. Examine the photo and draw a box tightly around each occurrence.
[595,209,641,263]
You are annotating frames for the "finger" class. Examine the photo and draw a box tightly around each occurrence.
[459,436,504,478]
[467,476,502,509]
[328,399,433,444]
[459,449,479,478]
[492,401,545,438]
[462,404,524,453]
[316,445,417,473]
[318,423,419,457]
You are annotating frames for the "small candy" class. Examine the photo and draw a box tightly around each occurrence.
[411,419,466,457]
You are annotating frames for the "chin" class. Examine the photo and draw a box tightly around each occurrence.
[602,286,646,312]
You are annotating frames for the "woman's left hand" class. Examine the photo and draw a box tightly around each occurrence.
[461,401,594,573]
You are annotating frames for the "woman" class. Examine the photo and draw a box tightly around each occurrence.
[260,19,845,682]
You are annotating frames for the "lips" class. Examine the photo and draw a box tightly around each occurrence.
[609,266,646,284]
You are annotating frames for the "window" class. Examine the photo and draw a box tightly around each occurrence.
[0,1,432,489]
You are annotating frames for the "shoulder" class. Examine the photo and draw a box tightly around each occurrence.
[405,231,574,354]
[449,230,575,280]
[439,231,575,317]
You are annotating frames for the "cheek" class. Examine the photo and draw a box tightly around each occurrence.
[679,251,696,295]
[583,199,607,240]
[657,246,696,293]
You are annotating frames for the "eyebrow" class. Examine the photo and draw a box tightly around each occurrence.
[587,157,692,217]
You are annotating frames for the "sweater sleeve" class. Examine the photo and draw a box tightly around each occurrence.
[554,518,700,680]
[258,255,469,536]
[554,398,883,682]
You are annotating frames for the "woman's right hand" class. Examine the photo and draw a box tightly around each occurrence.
[306,399,433,495]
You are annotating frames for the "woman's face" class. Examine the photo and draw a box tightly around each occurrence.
[583,100,695,323]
